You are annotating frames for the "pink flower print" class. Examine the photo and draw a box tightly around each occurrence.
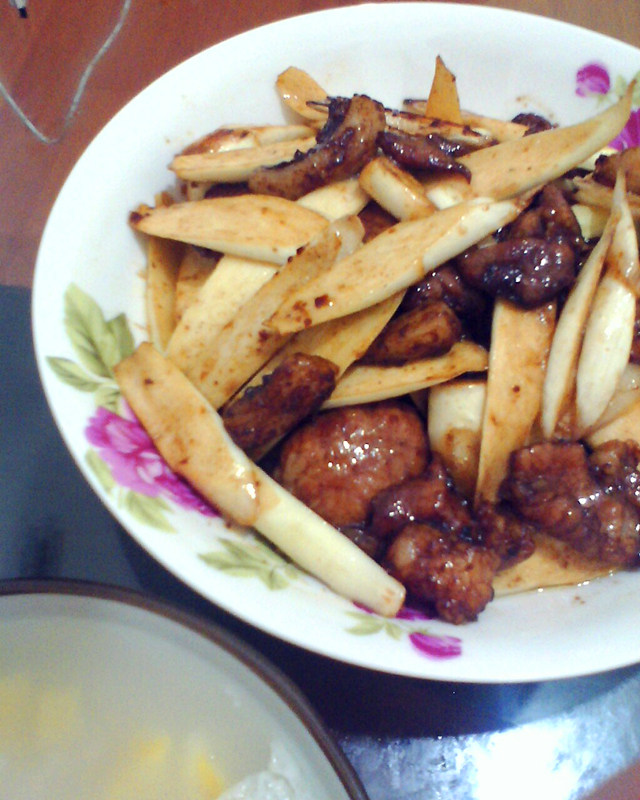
[576,62,611,98]
[396,605,433,622]
[86,406,216,516]
[610,107,640,150]
[409,631,462,659]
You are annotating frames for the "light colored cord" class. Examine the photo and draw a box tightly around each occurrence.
[0,0,132,144]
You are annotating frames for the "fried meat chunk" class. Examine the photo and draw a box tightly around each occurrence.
[222,352,338,458]
[501,440,640,568]
[456,183,583,307]
[385,522,499,624]
[361,300,462,365]
[370,456,500,623]
[275,401,429,528]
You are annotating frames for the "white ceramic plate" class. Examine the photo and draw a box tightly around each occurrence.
[33,3,640,683]
[0,579,366,799]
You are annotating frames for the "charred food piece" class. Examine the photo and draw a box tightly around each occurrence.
[385,522,500,624]
[511,112,555,134]
[370,456,499,624]
[501,440,640,568]
[376,130,472,180]
[474,501,536,569]
[368,454,474,541]
[593,147,640,194]
[362,300,462,365]
[222,353,338,459]
[456,184,583,307]
[358,201,397,242]
[588,439,640,509]
[275,401,429,528]
[248,94,386,200]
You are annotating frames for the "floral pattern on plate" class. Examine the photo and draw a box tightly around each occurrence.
[575,62,640,147]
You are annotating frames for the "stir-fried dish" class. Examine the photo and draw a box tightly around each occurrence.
[116,58,640,624]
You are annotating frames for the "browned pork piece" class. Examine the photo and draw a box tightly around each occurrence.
[593,146,640,194]
[385,523,500,625]
[368,455,475,541]
[400,262,490,342]
[248,94,386,200]
[222,352,338,459]
[456,183,584,307]
[500,440,640,568]
[361,300,462,365]
[371,456,499,623]
[376,130,472,179]
[275,400,428,528]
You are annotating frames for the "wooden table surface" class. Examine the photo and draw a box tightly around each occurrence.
[1,0,640,288]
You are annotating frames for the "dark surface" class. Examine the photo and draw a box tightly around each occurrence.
[3,284,640,799]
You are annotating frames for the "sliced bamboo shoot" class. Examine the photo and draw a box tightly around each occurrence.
[114,343,405,617]
[425,85,633,205]
[576,173,640,432]
[167,254,278,378]
[475,300,556,505]
[540,212,616,438]
[268,196,526,335]
[297,178,370,220]
[428,378,486,499]
[241,291,405,394]
[424,55,463,124]
[359,157,436,220]
[180,123,316,155]
[174,247,217,323]
[493,535,611,595]
[276,67,329,124]
[170,137,316,182]
[572,203,610,241]
[586,392,640,447]
[191,216,365,408]
[572,174,640,221]
[131,195,327,265]
[323,341,488,408]
[145,236,184,352]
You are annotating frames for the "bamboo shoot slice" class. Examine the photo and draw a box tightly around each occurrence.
[174,247,217,323]
[323,341,488,408]
[268,197,526,335]
[167,255,278,376]
[425,85,633,205]
[424,55,463,124]
[170,137,316,182]
[192,216,365,408]
[576,173,640,432]
[114,343,405,617]
[276,67,329,124]
[145,236,184,352]
[297,178,370,220]
[540,212,616,438]
[131,195,327,265]
[428,378,486,499]
[241,291,405,394]
[475,300,556,505]
[359,157,436,220]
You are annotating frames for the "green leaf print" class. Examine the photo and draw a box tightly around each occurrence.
[63,283,126,378]
[200,537,298,590]
[344,611,403,639]
[85,448,116,493]
[46,357,101,392]
[120,491,176,533]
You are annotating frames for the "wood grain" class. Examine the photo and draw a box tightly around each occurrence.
[1,0,638,287]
